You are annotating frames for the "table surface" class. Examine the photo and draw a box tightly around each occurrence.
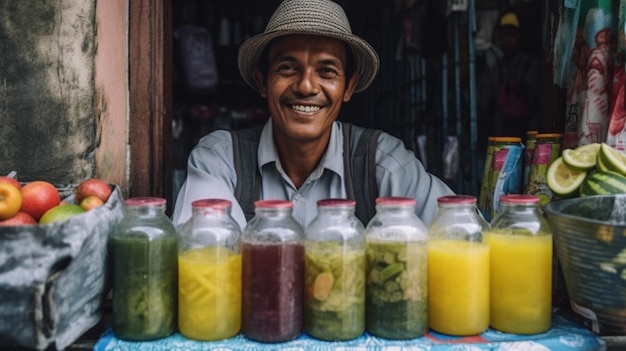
[94,314,607,351]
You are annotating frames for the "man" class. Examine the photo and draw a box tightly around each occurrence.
[172,0,454,229]
[477,11,540,151]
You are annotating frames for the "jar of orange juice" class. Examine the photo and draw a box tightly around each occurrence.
[487,194,552,334]
[177,199,242,341]
[428,195,490,336]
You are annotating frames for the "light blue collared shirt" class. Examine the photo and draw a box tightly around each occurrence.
[172,120,454,230]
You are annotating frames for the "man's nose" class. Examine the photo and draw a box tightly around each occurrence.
[294,68,319,96]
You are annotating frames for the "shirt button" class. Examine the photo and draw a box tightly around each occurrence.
[293,194,301,202]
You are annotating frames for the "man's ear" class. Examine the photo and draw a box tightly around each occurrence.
[343,73,359,102]
[253,69,268,98]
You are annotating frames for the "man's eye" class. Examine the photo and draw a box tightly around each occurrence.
[320,68,338,76]
[278,64,296,72]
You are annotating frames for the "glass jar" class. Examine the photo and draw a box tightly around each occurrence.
[428,195,490,336]
[487,194,552,334]
[304,199,365,341]
[110,197,178,341]
[365,196,429,339]
[241,200,305,342]
[177,199,242,341]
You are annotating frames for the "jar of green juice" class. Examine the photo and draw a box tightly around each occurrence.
[110,197,178,341]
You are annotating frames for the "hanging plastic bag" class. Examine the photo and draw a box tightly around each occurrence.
[174,25,219,92]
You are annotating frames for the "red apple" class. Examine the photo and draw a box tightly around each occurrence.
[0,176,21,189]
[0,211,37,226]
[76,179,112,204]
[21,181,61,221]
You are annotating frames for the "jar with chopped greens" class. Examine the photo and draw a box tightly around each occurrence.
[365,197,429,339]
[305,199,365,341]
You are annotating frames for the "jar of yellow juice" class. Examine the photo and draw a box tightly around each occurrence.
[428,195,490,336]
[177,199,242,341]
[487,194,552,334]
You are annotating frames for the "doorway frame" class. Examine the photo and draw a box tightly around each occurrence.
[128,0,173,210]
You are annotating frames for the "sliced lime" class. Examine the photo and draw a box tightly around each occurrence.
[599,143,626,176]
[562,143,601,171]
[547,157,587,197]
[597,153,610,172]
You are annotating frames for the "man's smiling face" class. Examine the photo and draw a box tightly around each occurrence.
[254,34,358,144]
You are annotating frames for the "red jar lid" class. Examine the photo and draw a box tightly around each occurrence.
[124,197,166,207]
[437,195,477,204]
[375,196,416,206]
[500,194,540,204]
[192,198,232,209]
[254,199,293,208]
[317,198,356,207]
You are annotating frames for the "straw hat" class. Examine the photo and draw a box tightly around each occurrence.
[237,0,379,93]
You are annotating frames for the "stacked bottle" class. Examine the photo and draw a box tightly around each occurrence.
[365,197,429,339]
[304,199,365,341]
[241,200,305,342]
[110,197,178,341]
[428,195,490,336]
[177,199,242,341]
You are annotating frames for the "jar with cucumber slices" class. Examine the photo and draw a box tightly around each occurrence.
[365,197,429,339]
[304,199,366,341]
[110,197,178,341]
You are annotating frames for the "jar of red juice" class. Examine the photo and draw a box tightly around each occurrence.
[241,200,305,342]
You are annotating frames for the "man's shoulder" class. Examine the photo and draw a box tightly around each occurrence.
[195,129,233,149]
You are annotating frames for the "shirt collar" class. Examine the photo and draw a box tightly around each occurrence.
[257,120,345,179]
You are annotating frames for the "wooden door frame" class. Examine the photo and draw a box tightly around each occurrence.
[128,0,173,211]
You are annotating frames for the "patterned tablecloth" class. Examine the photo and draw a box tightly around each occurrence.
[94,314,606,351]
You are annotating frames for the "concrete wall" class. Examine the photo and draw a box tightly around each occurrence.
[0,1,129,194]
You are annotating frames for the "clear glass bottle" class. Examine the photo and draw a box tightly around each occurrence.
[177,199,242,341]
[241,200,305,342]
[487,194,552,334]
[304,199,365,341]
[365,196,429,339]
[110,197,178,341]
[428,195,490,336]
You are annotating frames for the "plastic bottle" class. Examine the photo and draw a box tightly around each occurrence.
[177,199,242,341]
[110,197,178,341]
[241,200,305,342]
[487,194,552,334]
[365,196,429,339]
[428,195,490,336]
[304,199,365,341]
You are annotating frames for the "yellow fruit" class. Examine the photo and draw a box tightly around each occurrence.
[39,204,86,224]
[546,157,587,197]
[562,143,600,171]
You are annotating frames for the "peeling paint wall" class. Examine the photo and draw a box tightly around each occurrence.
[0,1,96,186]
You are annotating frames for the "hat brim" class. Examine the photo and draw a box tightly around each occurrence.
[237,29,379,93]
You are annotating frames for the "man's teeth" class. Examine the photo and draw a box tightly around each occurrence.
[292,105,320,112]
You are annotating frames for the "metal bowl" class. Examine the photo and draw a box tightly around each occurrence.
[544,195,626,336]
